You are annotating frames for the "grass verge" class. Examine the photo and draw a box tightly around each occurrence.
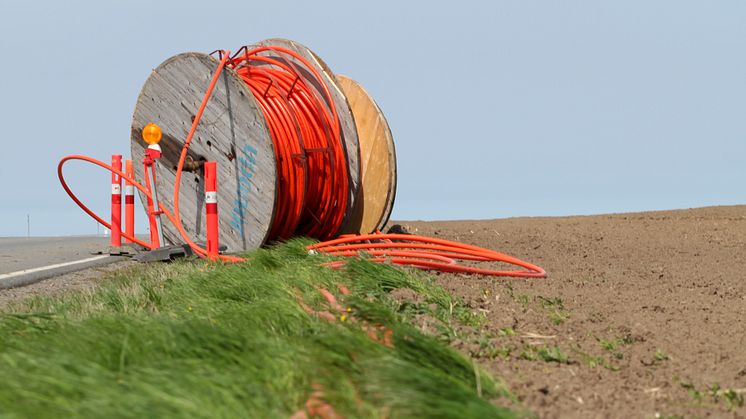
[0,239,518,418]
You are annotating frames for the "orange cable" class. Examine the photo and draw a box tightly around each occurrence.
[228,46,348,240]
[308,233,547,278]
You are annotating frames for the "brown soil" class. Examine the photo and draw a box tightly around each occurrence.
[396,205,746,418]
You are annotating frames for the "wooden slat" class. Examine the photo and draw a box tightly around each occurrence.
[131,52,276,252]
[335,75,397,233]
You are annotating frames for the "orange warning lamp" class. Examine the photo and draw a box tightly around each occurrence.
[142,123,163,145]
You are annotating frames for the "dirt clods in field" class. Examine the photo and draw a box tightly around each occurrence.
[396,205,746,418]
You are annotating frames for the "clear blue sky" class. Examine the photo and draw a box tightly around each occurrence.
[0,1,744,236]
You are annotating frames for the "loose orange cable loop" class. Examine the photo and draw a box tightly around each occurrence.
[58,154,246,263]
[58,155,153,249]
[308,234,547,278]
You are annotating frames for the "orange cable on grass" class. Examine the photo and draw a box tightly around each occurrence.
[308,234,547,278]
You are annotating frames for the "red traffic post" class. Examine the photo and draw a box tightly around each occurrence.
[110,154,123,251]
[124,159,135,244]
[204,161,219,259]
[143,160,160,248]
[143,143,164,248]
[140,122,165,250]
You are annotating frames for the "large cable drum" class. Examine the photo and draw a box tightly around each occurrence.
[130,41,397,253]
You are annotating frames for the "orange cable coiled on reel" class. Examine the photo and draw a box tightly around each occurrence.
[228,46,349,241]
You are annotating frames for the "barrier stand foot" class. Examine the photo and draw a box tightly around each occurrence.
[133,244,194,263]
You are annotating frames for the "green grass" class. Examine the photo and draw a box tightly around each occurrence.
[654,349,669,362]
[536,347,569,364]
[497,327,515,337]
[598,338,619,352]
[0,239,518,418]
[571,348,620,371]
[681,382,745,411]
[548,310,569,325]
[519,345,568,364]
[597,337,627,361]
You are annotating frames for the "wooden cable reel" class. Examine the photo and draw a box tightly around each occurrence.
[130,39,396,252]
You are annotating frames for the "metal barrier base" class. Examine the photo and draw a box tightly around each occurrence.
[133,244,194,262]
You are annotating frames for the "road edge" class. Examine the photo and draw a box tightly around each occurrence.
[0,256,127,290]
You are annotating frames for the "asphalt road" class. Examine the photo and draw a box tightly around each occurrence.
[0,236,123,289]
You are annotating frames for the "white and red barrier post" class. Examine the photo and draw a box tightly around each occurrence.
[125,159,135,244]
[205,161,219,259]
[143,147,164,248]
[144,167,160,248]
[110,154,123,251]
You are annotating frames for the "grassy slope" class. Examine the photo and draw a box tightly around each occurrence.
[0,240,519,418]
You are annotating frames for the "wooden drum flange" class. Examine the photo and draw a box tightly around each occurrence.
[335,75,397,233]
[131,52,277,252]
